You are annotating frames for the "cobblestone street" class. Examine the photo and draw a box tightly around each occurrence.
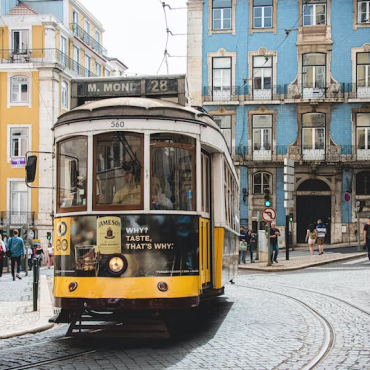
[0,257,369,370]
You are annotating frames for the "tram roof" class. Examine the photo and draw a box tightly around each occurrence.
[55,97,218,129]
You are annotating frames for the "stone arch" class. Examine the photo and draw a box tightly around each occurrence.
[296,176,333,192]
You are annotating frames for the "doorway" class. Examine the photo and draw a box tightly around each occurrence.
[296,195,331,243]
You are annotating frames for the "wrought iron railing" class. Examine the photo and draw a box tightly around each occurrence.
[243,84,283,101]
[0,211,35,226]
[284,83,345,99]
[203,86,241,102]
[0,49,96,77]
[347,83,370,99]
[70,23,108,57]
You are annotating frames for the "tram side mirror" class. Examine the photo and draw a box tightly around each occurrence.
[25,155,37,183]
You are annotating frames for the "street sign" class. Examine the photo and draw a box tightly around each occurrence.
[344,192,351,203]
[262,207,276,222]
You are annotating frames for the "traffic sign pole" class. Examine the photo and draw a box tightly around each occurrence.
[267,221,271,266]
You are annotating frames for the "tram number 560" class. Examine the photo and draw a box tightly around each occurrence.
[111,120,125,128]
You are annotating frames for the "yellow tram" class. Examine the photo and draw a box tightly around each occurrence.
[26,75,239,323]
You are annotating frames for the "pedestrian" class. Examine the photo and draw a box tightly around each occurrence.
[6,230,25,281]
[316,219,327,255]
[246,229,255,263]
[47,243,54,269]
[35,244,44,266]
[27,245,34,270]
[239,226,247,264]
[305,224,316,256]
[270,222,280,263]
[0,235,6,280]
[363,216,370,261]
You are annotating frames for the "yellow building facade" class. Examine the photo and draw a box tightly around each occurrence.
[0,0,127,247]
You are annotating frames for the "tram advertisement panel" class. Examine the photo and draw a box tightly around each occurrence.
[54,215,199,277]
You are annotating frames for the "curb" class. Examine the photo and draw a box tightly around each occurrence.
[238,253,368,272]
[0,323,54,340]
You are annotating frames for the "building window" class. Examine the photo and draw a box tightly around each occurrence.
[302,113,325,160]
[357,53,370,97]
[95,30,100,52]
[253,0,272,28]
[12,30,28,53]
[10,181,28,216]
[84,19,90,40]
[72,10,78,34]
[213,0,231,30]
[73,46,79,74]
[105,68,111,77]
[303,1,326,26]
[253,172,271,194]
[356,113,370,159]
[253,56,272,100]
[356,171,370,195]
[60,36,67,66]
[212,57,231,100]
[214,115,232,151]
[10,127,28,157]
[85,55,91,77]
[302,53,326,98]
[11,76,29,103]
[253,115,272,160]
[96,62,101,77]
[61,81,68,109]
[358,1,370,24]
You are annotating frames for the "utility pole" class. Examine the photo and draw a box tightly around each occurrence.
[267,221,271,266]
[256,211,261,261]
[356,201,362,252]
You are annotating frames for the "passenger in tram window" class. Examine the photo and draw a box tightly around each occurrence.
[96,176,113,205]
[112,162,141,205]
[151,176,173,210]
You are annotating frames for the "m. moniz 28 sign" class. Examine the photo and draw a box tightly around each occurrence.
[76,77,179,98]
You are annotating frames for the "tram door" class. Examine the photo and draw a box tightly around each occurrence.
[200,152,211,285]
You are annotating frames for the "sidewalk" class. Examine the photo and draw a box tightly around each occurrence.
[239,246,368,272]
[0,267,54,339]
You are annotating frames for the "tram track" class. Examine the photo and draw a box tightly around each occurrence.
[235,283,335,370]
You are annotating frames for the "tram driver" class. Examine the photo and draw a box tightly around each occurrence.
[112,162,141,205]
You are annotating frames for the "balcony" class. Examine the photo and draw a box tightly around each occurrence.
[348,83,370,100]
[0,211,35,227]
[284,83,345,101]
[0,49,96,77]
[203,86,241,103]
[70,23,108,58]
[243,85,283,102]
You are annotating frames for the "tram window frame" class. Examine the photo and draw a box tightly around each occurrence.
[57,136,88,214]
[93,132,144,211]
[201,152,211,214]
[150,140,196,212]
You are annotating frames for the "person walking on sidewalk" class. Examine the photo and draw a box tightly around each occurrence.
[305,224,316,256]
[239,226,247,264]
[363,216,370,260]
[270,222,280,263]
[7,230,25,281]
[316,219,327,255]
[35,244,44,267]
[246,229,255,263]
[0,235,6,280]
[47,243,54,269]
[27,245,34,270]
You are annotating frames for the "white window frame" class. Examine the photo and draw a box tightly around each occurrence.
[85,55,91,77]
[105,68,111,77]
[302,53,326,98]
[303,2,327,26]
[302,113,326,160]
[357,52,370,98]
[253,56,273,100]
[253,3,273,29]
[252,115,272,160]
[253,172,271,194]
[60,35,67,66]
[356,113,370,159]
[7,179,31,220]
[61,81,68,109]
[212,1,232,30]
[214,115,232,152]
[96,62,101,77]
[10,75,29,103]
[12,29,29,52]
[212,57,232,101]
[73,46,80,74]
[7,125,31,162]
[358,1,370,24]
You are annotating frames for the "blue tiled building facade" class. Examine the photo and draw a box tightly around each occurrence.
[187,0,370,245]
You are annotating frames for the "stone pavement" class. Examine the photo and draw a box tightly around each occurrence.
[0,266,54,339]
[239,245,368,272]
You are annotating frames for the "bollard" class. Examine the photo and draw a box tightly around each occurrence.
[33,257,39,311]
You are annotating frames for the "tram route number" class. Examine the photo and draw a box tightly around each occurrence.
[145,78,178,94]
[110,120,125,128]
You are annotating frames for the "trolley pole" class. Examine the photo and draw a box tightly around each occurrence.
[256,211,261,261]
[267,221,271,266]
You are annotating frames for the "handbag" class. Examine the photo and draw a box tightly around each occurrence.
[5,238,12,258]
[239,241,247,251]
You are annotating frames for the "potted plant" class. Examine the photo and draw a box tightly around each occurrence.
[294,93,301,99]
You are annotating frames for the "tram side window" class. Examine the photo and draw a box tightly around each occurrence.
[95,133,143,209]
[58,137,87,210]
[151,134,195,211]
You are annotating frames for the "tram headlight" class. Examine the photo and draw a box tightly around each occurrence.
[106,254,128,277]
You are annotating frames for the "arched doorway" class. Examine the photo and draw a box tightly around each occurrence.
[296,179,331,243]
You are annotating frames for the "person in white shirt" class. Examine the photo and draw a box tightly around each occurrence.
[27,246,34,270]
[47,243,54,269]
[0,235,6,279]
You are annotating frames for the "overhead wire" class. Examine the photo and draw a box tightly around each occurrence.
[156,0,171,74]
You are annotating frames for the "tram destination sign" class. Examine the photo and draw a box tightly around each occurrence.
[75,77,179,98]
